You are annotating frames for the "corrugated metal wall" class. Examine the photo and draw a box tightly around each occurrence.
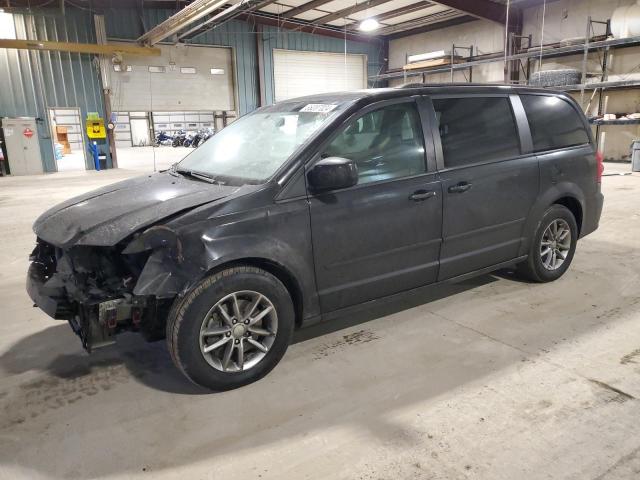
[0,8,105,172]
[105,8,385,114]
[0,6,386,173]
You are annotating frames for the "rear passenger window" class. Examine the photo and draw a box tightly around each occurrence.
[433,97,521,169]
[521,94,590,152]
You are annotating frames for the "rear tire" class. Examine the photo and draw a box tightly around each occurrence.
[166,266,294,391]
[517,204,578,282]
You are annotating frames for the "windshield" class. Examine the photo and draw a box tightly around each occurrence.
[176,102,345,183]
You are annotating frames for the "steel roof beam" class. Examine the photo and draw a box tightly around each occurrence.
[238,11,382,42]
[3,0,191,7]
[382,14,475,39]
[430,0,507,24]
[0,38,161,56]
[280,0,334,19]
[375,1,435,22]
[377,8,464,35]
[136,0,229,45]
[179,0,279,39]
[311,0,395,25]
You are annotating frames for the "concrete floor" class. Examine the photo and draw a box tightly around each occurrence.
[55,151,86,172]
[0,163,639,480]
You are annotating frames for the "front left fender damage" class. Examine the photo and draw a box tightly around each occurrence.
[128,221,212,298]
[27,184,318,353]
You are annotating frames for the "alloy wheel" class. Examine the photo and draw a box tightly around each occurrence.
[199,291,278,372]
[540,219,571,270]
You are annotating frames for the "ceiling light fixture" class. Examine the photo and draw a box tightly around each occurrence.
[359,18,380,32]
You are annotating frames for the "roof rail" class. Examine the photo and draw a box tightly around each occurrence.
[397,82,516,89]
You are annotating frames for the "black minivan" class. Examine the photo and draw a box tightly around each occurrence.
[28,84,604,390]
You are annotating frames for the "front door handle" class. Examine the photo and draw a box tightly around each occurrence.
[409,190,437,201]
[448,182,472,193]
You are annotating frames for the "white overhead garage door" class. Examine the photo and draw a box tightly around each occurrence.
[108,43,235,112]
[273,49,367,102]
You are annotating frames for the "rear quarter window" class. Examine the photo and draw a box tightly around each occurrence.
[521,94,590,152]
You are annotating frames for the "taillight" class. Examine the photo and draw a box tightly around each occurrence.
[596,150,604,183]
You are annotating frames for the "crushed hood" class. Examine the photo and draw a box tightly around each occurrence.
[33,172,241,248]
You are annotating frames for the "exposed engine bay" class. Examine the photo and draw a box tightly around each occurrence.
[27,236,172,352]
[25,167,289,355]
[25,170,252,353]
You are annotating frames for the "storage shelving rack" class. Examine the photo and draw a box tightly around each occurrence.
[373,22,640,87]
[372,17,640,152]
[401,44,474,84]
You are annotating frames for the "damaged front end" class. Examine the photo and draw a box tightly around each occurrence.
[26,170,248,353]
[27,235,174,352]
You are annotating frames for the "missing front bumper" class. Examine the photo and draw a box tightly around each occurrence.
[69,306,117,352]
[27,262,117,351]
[27,239,170,352]
[27,262,74,319]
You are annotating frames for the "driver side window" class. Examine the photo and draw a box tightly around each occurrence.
[323,102,426,185]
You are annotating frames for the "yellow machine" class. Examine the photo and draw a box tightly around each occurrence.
[86,116,106,139]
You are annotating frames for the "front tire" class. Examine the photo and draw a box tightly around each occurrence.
[166,266,294,391]
[517,204,578,282]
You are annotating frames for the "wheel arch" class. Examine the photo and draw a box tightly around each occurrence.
[552,196,583,235]
[204,257,305,328]
[519,184,586,257]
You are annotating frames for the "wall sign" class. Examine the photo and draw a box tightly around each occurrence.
[23,128,34,138]
[86,117,106,139]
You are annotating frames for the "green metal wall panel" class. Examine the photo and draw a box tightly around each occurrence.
[0,5,386,174]
[0,8,106,172]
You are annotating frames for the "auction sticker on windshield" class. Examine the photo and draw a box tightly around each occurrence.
[300,104,338,113]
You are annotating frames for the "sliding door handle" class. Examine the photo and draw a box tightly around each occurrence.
[448,182,472,193]
[409,190,437,201]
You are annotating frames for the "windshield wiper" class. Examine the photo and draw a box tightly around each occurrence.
[167,165,180,177]
[174,168,221,184]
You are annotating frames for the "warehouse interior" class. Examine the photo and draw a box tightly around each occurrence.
[3,0,640,173]
[1,0,640,479]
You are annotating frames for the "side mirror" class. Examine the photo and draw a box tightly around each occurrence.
[307,157,358,192]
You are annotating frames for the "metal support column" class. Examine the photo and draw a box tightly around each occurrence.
[450,44,455,82]
[580,16,592,104]
[94,14,118,168]
[255,23,266,106]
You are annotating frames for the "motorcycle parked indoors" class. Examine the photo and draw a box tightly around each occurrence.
[172,130,187,147]
[154,131,173,147]
[200,127,215,145]
[190,128,216,148]
[190,130,204,148]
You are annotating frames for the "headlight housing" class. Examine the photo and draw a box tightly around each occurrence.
[122,225,183,262]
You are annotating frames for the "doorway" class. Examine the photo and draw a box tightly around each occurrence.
[48,108,86,171]
[130,117,150,147]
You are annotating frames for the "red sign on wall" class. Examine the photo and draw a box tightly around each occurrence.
[23,128,34,138]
